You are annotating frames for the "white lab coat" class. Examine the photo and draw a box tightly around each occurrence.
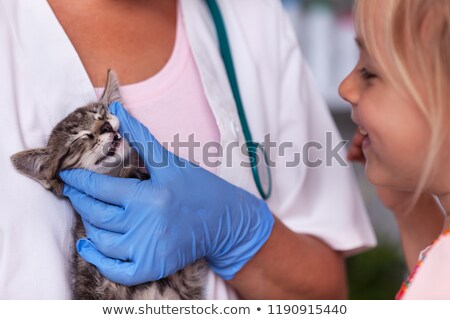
[0,0,376,299]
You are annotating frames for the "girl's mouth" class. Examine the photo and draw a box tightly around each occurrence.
[362,136,371,149]
[359,126,371,149]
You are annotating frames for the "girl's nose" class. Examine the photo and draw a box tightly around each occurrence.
[338,70,359,108]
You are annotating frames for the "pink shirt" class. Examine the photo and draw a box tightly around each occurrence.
[95,4,220,173]
[400,230,450,299]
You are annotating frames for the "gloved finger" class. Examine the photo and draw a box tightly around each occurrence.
[64,185,128,233]
[109,101,172,174]
[77,239,141,286]
[82,220,129,261]
[60,169,141,206]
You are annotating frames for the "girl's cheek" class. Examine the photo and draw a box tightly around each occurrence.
[357,99,377,135]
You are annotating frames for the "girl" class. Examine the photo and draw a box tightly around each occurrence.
[340,0,450,299]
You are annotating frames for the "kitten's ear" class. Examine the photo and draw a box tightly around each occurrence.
[11,148,53,189]
[101,69,122,106]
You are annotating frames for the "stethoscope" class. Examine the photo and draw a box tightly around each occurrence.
[206,0,272,200]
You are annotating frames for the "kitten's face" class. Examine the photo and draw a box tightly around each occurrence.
[50,102,130,174]
[11,70,132,195]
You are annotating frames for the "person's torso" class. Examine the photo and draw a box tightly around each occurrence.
[0,0,270,299]
[0,0,373,300]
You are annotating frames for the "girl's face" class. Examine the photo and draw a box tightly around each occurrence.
[338,21,432,192]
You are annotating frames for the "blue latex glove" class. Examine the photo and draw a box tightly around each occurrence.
[60,102,274,286]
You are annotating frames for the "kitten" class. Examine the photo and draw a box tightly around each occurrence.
[11,70,206,299]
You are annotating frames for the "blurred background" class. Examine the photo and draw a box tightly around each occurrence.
[281,0,407,299]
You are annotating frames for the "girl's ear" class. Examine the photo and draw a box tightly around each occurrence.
[11,148,53,189]
[101,69,123,106]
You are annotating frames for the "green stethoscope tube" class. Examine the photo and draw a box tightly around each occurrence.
[205,0,272,200]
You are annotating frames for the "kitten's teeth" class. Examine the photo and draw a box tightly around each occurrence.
[117,132,122,139]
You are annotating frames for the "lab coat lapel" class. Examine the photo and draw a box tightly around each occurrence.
[12,0,96,127]
[180,0,258,196]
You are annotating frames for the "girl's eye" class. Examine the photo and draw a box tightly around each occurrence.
[359,67,377,81]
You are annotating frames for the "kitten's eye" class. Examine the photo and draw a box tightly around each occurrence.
[100,121,114,135]
[86,133,94,139]
[99,105,108,117]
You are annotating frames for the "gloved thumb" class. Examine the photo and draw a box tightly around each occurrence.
[109,102,171,174]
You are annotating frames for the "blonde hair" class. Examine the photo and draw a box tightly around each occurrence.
[354,0,450,197]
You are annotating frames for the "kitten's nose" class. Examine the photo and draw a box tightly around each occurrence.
[100,121,114,135]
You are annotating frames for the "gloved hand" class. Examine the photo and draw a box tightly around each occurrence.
[60,102,274,286]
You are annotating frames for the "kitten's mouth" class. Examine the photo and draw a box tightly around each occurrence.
[95,133,123,165]
[106,132,122,156]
